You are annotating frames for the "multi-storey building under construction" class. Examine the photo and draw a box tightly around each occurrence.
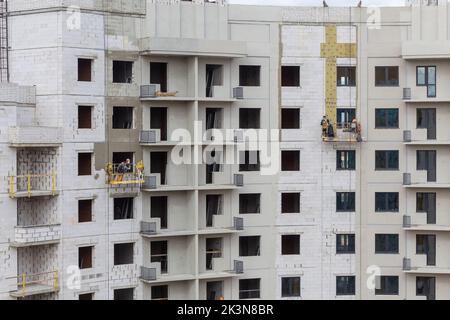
[1,0,450,300]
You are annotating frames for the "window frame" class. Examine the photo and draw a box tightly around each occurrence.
[336,150,356,171]
[375,234,399,254]
[375,150,399,171]
[336,276,356,296]
[281,277,301,298]
[281,65,301,87]
[239,65,261,87]
[336,66,356,87]
[416,66,436,98]
[336,192,356,212]
[375,108,399,129]
[336,234,356,254]
[375,276,399,296]
[375,66,399,87]
[375,192,399,213]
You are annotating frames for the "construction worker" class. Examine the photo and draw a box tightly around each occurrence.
[351,118,358,133]
[321,116,329,138]
[327,121,335,138]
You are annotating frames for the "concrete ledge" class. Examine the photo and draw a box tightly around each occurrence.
[9,127,63,147]
[140,37,247,58]
[402,41,450,60]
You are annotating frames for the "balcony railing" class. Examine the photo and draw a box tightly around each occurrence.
[8,173,57,198]
[9,271,59,298]
[140,221,157,235]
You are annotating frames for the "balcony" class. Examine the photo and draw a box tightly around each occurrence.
[199,217,244,235]
[139,37,247,58]
[9,271,59,298]
[199,172,244,191]
[8,173,58,198]
[198,260,244,280]
[8,127,63,148]
[140,220,195,239]
[140,84,194,101]
[10,224,61,247]
[403,257,450,275]
[139,265,195,284]
[403,172,450,189]
[403,215,450,232]
[142,174,195,193]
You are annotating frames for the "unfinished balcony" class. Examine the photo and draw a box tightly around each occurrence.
[199,161,244,191]
[141,237,196,284]
[8,173,58,198]
[402,129,444,146]
[8,127,63,148]
[9,271,59,299]
[10,224,61,247]
[140,220,195,239]
[199,238,243,280]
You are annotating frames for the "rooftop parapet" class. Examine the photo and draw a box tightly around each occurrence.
[8,0,146,15]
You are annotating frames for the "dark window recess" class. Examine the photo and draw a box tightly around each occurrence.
[78,246,93,269]
[375,276,399,295]
[113,61,133,84]
[78,199,93,223]
[336,276,356,296]
[239,236,260,257]
[78,58,92,82]
[207,281,224,301]
[336,150,356,170]
[281,66,300,87]
[150,107,168,141]
[375,109,399,129]
[336,234,355,254]
[417,108,436,140]
[239,151,260,172]
[239,279,260,299]
[375,150,399,170]
[375,192,399,212]
[416,66,436,98]
[206,108,222,131]
[281,151,300,171]
[336,192,356,212]
[336,108,356,129]
[206,238,222,270]
[79,293,94,300]
[239,194,260,214]
[337,66,356,86]
[151,196,168,229]
[113,288,134,301]
[78,106,92,129]
[416,235,436,266]
[281,193,300,214]
[206,150,222,184]
[239,65,261,87]
[416,277,436,301]
[112,152,134,168]
[281,108,300,129]
[78,153,92,176]
[375,66,399,86]
[150,62,167,92]
[206,64,223,97]
[417,150,437,182]
[281,277,301,298]
[151,285,168,300]
[416,193,436,225]
[375,234,399,254]
[206,195,222,227]
[151,241,168,274]
[151,152,168,185]
[114,197,134,220]
[112,107,133,129]
[281,235,300,255]
[114,243,134,265]
[239,108,261,129]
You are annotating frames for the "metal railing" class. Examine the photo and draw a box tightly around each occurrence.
[8,172,57,198]
[9,271,59,297]
[105,162,145,187]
